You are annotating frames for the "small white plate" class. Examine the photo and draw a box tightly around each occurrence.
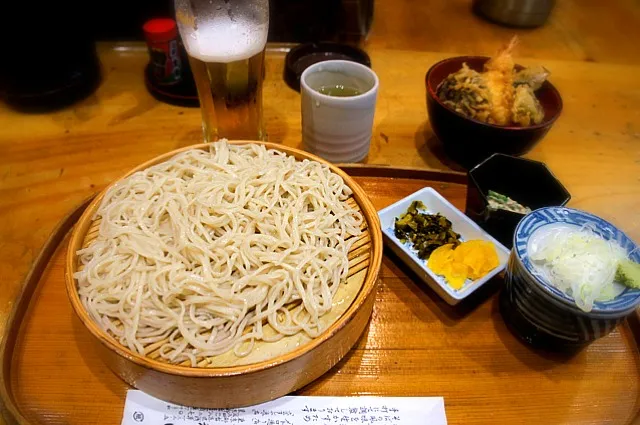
[378,187,510,305]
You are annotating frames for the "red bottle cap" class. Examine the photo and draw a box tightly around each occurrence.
[143,18,178,43]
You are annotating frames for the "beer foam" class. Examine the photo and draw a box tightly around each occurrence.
[182,21,268,63]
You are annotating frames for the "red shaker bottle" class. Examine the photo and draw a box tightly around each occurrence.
[143,18,198,106]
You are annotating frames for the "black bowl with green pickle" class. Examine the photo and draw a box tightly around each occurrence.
[465,153,571,248]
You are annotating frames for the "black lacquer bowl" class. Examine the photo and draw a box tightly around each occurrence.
[426,56,563,169]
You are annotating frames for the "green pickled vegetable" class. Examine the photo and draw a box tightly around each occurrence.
[394,201,461,260]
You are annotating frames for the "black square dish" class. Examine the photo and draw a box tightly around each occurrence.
[465,153,571,248]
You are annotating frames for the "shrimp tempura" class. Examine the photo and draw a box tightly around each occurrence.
[483,36,518,125]
[436,36,548,128]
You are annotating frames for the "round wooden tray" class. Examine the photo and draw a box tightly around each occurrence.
[64,141,383,408]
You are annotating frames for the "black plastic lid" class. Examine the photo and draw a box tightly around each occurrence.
[284,42,372,91]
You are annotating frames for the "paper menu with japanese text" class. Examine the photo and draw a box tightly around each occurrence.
[121,390,447,425]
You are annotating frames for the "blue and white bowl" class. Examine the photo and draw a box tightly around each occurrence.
[502,207,640,349]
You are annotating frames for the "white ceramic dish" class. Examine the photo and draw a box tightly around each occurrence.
[378,187,510,305]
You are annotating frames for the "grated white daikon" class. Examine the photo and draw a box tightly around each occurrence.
[527,224,627,312]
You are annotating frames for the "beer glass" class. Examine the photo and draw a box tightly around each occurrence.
[175,0,269,141]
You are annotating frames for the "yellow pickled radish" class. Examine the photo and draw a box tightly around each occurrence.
[426,239,499,289]
[427,244,455,275]
[444,262,468,289]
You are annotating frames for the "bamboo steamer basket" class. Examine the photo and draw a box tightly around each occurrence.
[65,141,383,408]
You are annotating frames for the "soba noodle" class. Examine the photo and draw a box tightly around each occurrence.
[74,142,363,366]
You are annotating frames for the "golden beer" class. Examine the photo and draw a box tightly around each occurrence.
[188,51,265,141]
[175,0,269,141]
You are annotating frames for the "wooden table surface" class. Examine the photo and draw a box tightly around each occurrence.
[369,0,640,65]
[1,2,640,423]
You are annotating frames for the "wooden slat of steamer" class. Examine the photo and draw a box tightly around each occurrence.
[79,195,371,367]
[82,219,101,249]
